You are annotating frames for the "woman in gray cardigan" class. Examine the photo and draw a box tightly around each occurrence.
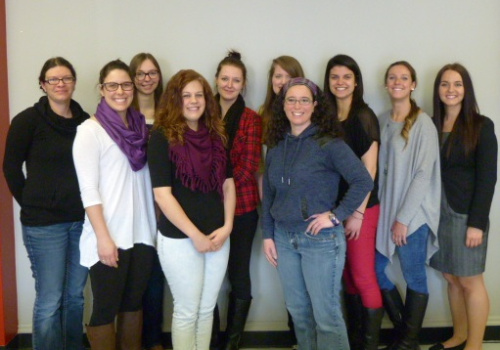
[375,61,440,350]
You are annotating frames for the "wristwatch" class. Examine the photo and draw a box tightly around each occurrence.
[328,211,341,227]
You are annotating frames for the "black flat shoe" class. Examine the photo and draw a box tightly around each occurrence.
[429,341,466,350]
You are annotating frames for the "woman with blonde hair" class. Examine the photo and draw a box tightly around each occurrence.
[148,69,236,349]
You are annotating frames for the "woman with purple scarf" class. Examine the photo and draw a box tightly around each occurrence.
[73,59,156,349]
[148,69,236,350]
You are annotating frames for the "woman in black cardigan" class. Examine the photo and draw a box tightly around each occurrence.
[430,63,497,350]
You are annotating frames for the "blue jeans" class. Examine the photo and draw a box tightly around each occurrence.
[376,224,429,294]
[274,224,348,350]
[22,222,88,350]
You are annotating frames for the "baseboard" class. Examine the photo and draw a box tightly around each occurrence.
[3,326,500,349]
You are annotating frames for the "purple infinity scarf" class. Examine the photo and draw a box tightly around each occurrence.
[95,98,148,171]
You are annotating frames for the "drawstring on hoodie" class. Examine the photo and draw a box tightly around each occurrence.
[282,133,303,186]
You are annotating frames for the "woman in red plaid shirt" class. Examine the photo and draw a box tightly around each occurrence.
[213,50,263,350]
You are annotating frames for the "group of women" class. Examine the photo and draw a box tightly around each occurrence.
[2,50,496,350]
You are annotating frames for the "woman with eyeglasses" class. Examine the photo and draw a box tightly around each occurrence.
[323,54,383,350]
[212,51,262,350]
[376,61,440,350]
[262,77,373,350]
[429,64,497,350]
[258,55,304,348]
[129,52,165,350]
[3,57,89,350]
[148,69,235,350]
[73,59,156,349]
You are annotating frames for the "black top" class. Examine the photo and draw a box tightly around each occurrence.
[3,96,89,226]
[148,129,232,239]
[339,105,380,208]
[440,116,497,231]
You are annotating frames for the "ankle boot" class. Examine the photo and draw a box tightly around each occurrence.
[223,294,251,350]
[344,293,363,350]
[381,288,404,349]
[116,310,143,350]
[86,323,116,350]
[394,288,428,350]
[363,307,384,350]
[210,304,221,350]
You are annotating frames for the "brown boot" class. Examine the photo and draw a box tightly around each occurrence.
[116,310,143,350]
[86,323,116,350]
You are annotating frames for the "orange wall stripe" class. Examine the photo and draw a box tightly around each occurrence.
[0,0,19,346]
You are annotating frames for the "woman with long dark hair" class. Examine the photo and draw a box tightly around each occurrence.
[3,57,89,350]
[429,63,497,350]
[376,61,440,350]
[148,69,236,349]
[324,54,383,350]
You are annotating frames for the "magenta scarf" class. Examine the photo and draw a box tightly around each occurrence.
[169,123,227,196]
[95,98,148,171]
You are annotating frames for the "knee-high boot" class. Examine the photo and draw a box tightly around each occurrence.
[363,307,384,350]
[394,288,428,350]
[116,310,143,350]
[223,293,251,350]
[344,293,363,350]
[210,304,221,350]
[381,287,404,349]
[86,323,116,350]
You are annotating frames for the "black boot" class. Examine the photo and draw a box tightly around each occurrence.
[344,293,363,350]
[363,307,384,350]
[394,288,428,350]
[223,294,251,350]
[381,288,404,349]
[210,304,221,350]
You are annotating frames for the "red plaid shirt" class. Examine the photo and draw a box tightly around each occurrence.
[230,108,262,215]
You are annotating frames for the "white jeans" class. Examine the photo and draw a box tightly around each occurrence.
[158,234,230,350]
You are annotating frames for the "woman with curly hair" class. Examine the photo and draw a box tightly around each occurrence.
[376,61,440,350]
[148,69,236,349]
[429,64,497,350]
[262,77,373,350]
[324,54,383,350]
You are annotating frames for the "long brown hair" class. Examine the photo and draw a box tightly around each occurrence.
[384,61,420,145]
[129,53,164,112]
[154,69,226,146]
[261,56,304,144]
[433,63,483,157]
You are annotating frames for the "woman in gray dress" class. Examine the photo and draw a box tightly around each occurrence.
[429,63,497,350]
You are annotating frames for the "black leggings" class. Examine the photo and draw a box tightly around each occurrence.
[89,243,155,326]
[227,209,258,300]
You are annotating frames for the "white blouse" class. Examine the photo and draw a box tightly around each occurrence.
[73,119,156,268]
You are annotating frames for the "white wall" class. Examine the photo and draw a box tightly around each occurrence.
[6,0,500,333]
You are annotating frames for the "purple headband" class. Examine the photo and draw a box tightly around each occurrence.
[282,77,319,98]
